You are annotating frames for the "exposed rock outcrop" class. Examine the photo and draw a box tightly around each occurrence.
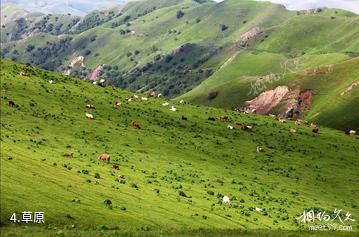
[63,55,85,76]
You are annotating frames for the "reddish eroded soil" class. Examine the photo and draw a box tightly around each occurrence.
[299,89,313,110]
[87,64,105,81]
[244,86,289,114]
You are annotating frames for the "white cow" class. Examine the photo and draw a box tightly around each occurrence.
[227,125,234,130]
[85,113,94,120]
[179,100,185,104]
[162,102,169,106]
[157,93,163,98]
[133,95,139,99]
[255,207,262,212]
[48,80,54,84]
[349,130,357,135]
[222,196,231,205]
[169,106,177,112]
[141,97,148,101]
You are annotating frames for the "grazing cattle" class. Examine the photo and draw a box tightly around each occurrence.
[133,95,139,99]
[86,104,96,109]
[128,98,132,102]
[255,207,262,212]
[157,93,163,98]
[235,121,242,126]
[290,128,297,134]
[169,106,177,112]
[208,117,216,121]
[8,100,16,107]
[85,113,94,120]
[312,128,319,134]
[131,121,141,129]
[345,130,356,136]
[227,125,234,130]
[112,164,119,170]
[179,100,185,104]
[149,91,156,97]
[256,146,264,152]
[113,102,122,109]
[241,125,252,131]
[279,118,286,123]
[141,97,148,101]
[222,196,231,205]
[182,115,188,121]
[162,102,169,106]
[219,115,229,121]
[118,174,125,179]
[98,154,110,163]
[19,71,29,77]
[63,152,73,158]
[48,80,54,84]
[297,119,308,125]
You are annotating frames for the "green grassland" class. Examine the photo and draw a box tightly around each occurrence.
[1,60,358,236]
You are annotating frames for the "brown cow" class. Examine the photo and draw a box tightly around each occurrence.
[131,121,141,129]
[219,115,229,121]
[8,100,16,107]
[149,91,156,97]
[235,121,242,126]
[112,164,119,170]
[63,152,74,158]
[98,154,110,163]
[240,125,252,131]
[312,128,319,134]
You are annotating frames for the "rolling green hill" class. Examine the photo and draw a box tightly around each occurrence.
[2,0,357,96]
[1,0,358,131]
[1,60,359,236]
[180,57,359,130]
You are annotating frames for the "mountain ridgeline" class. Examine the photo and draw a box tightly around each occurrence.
[1,0,359,130]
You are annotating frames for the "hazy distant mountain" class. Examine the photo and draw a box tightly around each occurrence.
[1,0,132,16]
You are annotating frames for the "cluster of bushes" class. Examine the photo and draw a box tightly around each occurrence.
[73,11,116,33]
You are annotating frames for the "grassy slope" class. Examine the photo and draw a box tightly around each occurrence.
[180,57,359,130]
[1,60,358,236]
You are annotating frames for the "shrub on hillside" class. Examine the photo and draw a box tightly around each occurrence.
[207,91,218,100]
